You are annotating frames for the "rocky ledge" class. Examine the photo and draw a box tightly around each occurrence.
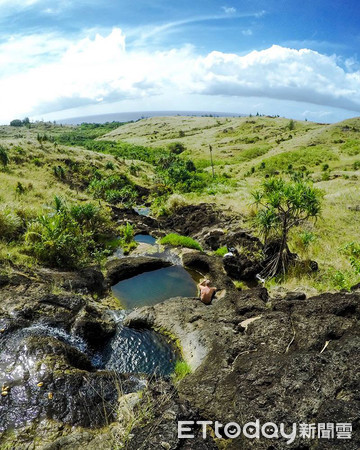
[124,286,360,449]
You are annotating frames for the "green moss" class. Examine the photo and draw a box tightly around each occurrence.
[214,246,228,256]
[159,233,203,251]
[171,360,192,382]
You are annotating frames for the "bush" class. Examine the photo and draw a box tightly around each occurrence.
[0,146,9,168]
[10,119,23,127]
[119,222,137,254]
[168,142,186,155]
[0,209,22,239]
[24,197,115,268]
[165,194,187,213]
[160,233,203,251]
[88,174,137,206]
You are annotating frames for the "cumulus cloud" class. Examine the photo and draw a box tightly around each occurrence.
[1,28,360,122]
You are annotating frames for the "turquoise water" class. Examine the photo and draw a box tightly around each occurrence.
[111,265,198,308]
[134,206,151,216]
[134,234,156,245]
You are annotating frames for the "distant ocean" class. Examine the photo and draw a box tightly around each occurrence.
[58,110,244,125]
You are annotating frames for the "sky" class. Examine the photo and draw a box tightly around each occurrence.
[1,0,360,124]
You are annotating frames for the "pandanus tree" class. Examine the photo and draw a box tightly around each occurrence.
[252,177,322,278]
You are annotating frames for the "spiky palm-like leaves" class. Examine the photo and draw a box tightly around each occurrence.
[252,177,322,278]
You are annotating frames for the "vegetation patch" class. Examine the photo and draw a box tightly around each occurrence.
[171,360,192,383]
[160,233,203,251]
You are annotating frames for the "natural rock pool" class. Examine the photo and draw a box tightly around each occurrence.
[111,265,198,308]
[134,234,157,245]
[99,311,178,375]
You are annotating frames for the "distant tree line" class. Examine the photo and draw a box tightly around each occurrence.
[10,117,31,128]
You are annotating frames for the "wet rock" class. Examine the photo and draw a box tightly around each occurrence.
[105,257,172,286]
[71,310,116,348]
[0,332,139,432]
[38,294,86,313]
[37,266,106,295]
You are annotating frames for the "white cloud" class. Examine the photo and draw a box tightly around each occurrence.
[222,6,236,14]
[1,29,360,122]
[242,29,253,36]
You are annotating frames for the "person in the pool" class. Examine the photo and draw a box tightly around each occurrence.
[198,279,217,304]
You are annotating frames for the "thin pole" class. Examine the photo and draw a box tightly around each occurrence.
[209,144,215,178]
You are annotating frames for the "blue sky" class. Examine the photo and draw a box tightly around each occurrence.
[0,0,359,123]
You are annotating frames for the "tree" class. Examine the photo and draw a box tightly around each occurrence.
[252,177,322,278]
[10,119,23,127]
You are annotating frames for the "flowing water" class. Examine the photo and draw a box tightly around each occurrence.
[98,311,178,376]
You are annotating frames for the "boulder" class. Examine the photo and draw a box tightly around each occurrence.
[105,256,172,286]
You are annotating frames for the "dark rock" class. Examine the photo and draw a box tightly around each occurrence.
[182,251,235,291]
[223,254,262,281]
[124,289,360,449]
[284,291,307,301]
[38,294,86,312]
[127,380,218,450]
[71,313,116,348]
[351,282,360,292]
[105,256,172,286]
[0,274,9,287]
[161,203,220,236]
[62,266,106,294]
[111,206,159,232]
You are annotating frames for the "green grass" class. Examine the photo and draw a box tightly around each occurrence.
[159,233,203,251]
[171,360,192,382]
[214,246,228,256]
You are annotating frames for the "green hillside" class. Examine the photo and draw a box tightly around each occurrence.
[0,115,359,292]
[103,115,360,292]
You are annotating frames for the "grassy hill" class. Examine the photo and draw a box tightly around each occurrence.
[0,115,359,292]
[103,115,360,292]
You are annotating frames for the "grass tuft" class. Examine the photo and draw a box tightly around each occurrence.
[160,233,203,251]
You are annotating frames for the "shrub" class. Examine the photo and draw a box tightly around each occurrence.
[293,231,317,256]
[24,197,115,268]
[252,177,322,277]
[119,222,137,254]
[10,119,23,127]
[168,142,186,155]
[160,233,203,251]
[353,161,360,170]
[165,194,187,213]
[288,119,295,131]
[0,146,9,168]
[88,174,136,206]
[0,209,22,239]
[342,242,360,274]
[105,161,115,170]
[53,165,66,179]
